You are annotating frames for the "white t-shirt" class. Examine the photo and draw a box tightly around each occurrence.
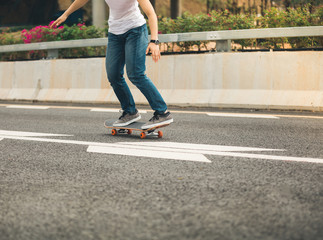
[105,0,147,35]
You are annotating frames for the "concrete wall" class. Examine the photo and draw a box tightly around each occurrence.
[0,51,322,111]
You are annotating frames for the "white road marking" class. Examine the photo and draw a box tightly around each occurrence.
[1,104,322,119]
[91,108,147,113]
[87,146,210,163]
[121,142,283,152]
[6,105,49,110]
[0,134,209,163]
[90,108,120,113]
[0,130,72,137]
[207,113,279,119]
[207,151,323,164]
[0,130,322,164]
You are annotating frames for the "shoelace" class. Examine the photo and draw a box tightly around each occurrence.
[149,112,160,121]
[119,111,127,120]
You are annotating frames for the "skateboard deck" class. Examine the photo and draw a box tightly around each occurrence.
[104,120,170,139]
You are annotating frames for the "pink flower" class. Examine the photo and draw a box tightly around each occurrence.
[50,21,57,29]
[58,26,64,30]
[77,23,85,27]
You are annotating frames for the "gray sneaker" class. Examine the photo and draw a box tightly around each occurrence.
[141,111,173,129]
[113,110,141,127]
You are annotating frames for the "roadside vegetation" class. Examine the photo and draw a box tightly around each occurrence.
[0,5,322,60]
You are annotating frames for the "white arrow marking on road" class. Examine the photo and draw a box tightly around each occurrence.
[0,130,322,164]
[87,145,210,163]
[120,142,282,152]
[88,142,323,164]
[0,133,209,163]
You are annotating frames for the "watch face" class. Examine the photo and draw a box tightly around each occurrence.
[151,40,160,45]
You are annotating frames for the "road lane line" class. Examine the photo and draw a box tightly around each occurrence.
[5,105,49,110]
[0,104,322,119]
[207,113,279,119]
[91,108,147,113]
[210,151,323,164]
[90,108,119,113]
[0,130,72,137]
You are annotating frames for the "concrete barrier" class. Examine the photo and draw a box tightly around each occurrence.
[0,51,322,111]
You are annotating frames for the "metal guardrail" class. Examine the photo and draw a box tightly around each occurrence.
[0,26,322,58]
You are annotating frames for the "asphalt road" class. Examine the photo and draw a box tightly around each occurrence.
[0,102,322,240]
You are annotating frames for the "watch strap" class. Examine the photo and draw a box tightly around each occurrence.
[150,39,160,45]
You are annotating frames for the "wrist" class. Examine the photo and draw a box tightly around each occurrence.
[150,39,160,45]
[62,11,71,18]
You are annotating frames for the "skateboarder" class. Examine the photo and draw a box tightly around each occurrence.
[51,0,173,129]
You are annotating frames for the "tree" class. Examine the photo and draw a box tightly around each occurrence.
[171,0,181,19]
[0,0,58,25]
[150,0,156,9]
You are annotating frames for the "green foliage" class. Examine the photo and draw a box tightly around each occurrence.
[57,23,103,41]
[258,5,321,49]
[158,10,256,33]
[0,22,105,60]
[0,32,23,45]
[0,5,322,60]
[155,5,322,51]
[156,10,256,50]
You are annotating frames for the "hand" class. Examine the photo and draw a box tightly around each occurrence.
[146,43,161,63]
[50,14,67,28]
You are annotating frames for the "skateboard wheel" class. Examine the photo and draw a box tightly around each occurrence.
[158,131,163,138]
[111,129,117,136]
[127,129,132,135]
[140,132,146,139]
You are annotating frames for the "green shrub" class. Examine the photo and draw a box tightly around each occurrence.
[257,5,321,49]
[0,6,322,60]
[0,22,105,60]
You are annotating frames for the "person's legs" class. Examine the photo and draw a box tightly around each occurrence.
[106,32,141,126]
[124,24,168,114]
[106,25,173,128]
[106,32,137,114]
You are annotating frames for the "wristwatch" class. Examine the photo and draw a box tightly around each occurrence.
[150,39,160,45]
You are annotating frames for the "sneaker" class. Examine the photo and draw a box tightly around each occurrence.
[113,110,141,127]
[141,111,173,129]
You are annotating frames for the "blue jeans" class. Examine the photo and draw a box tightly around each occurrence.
[105,24,167,114]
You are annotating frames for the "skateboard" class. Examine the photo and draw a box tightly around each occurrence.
[104,120,170,139]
